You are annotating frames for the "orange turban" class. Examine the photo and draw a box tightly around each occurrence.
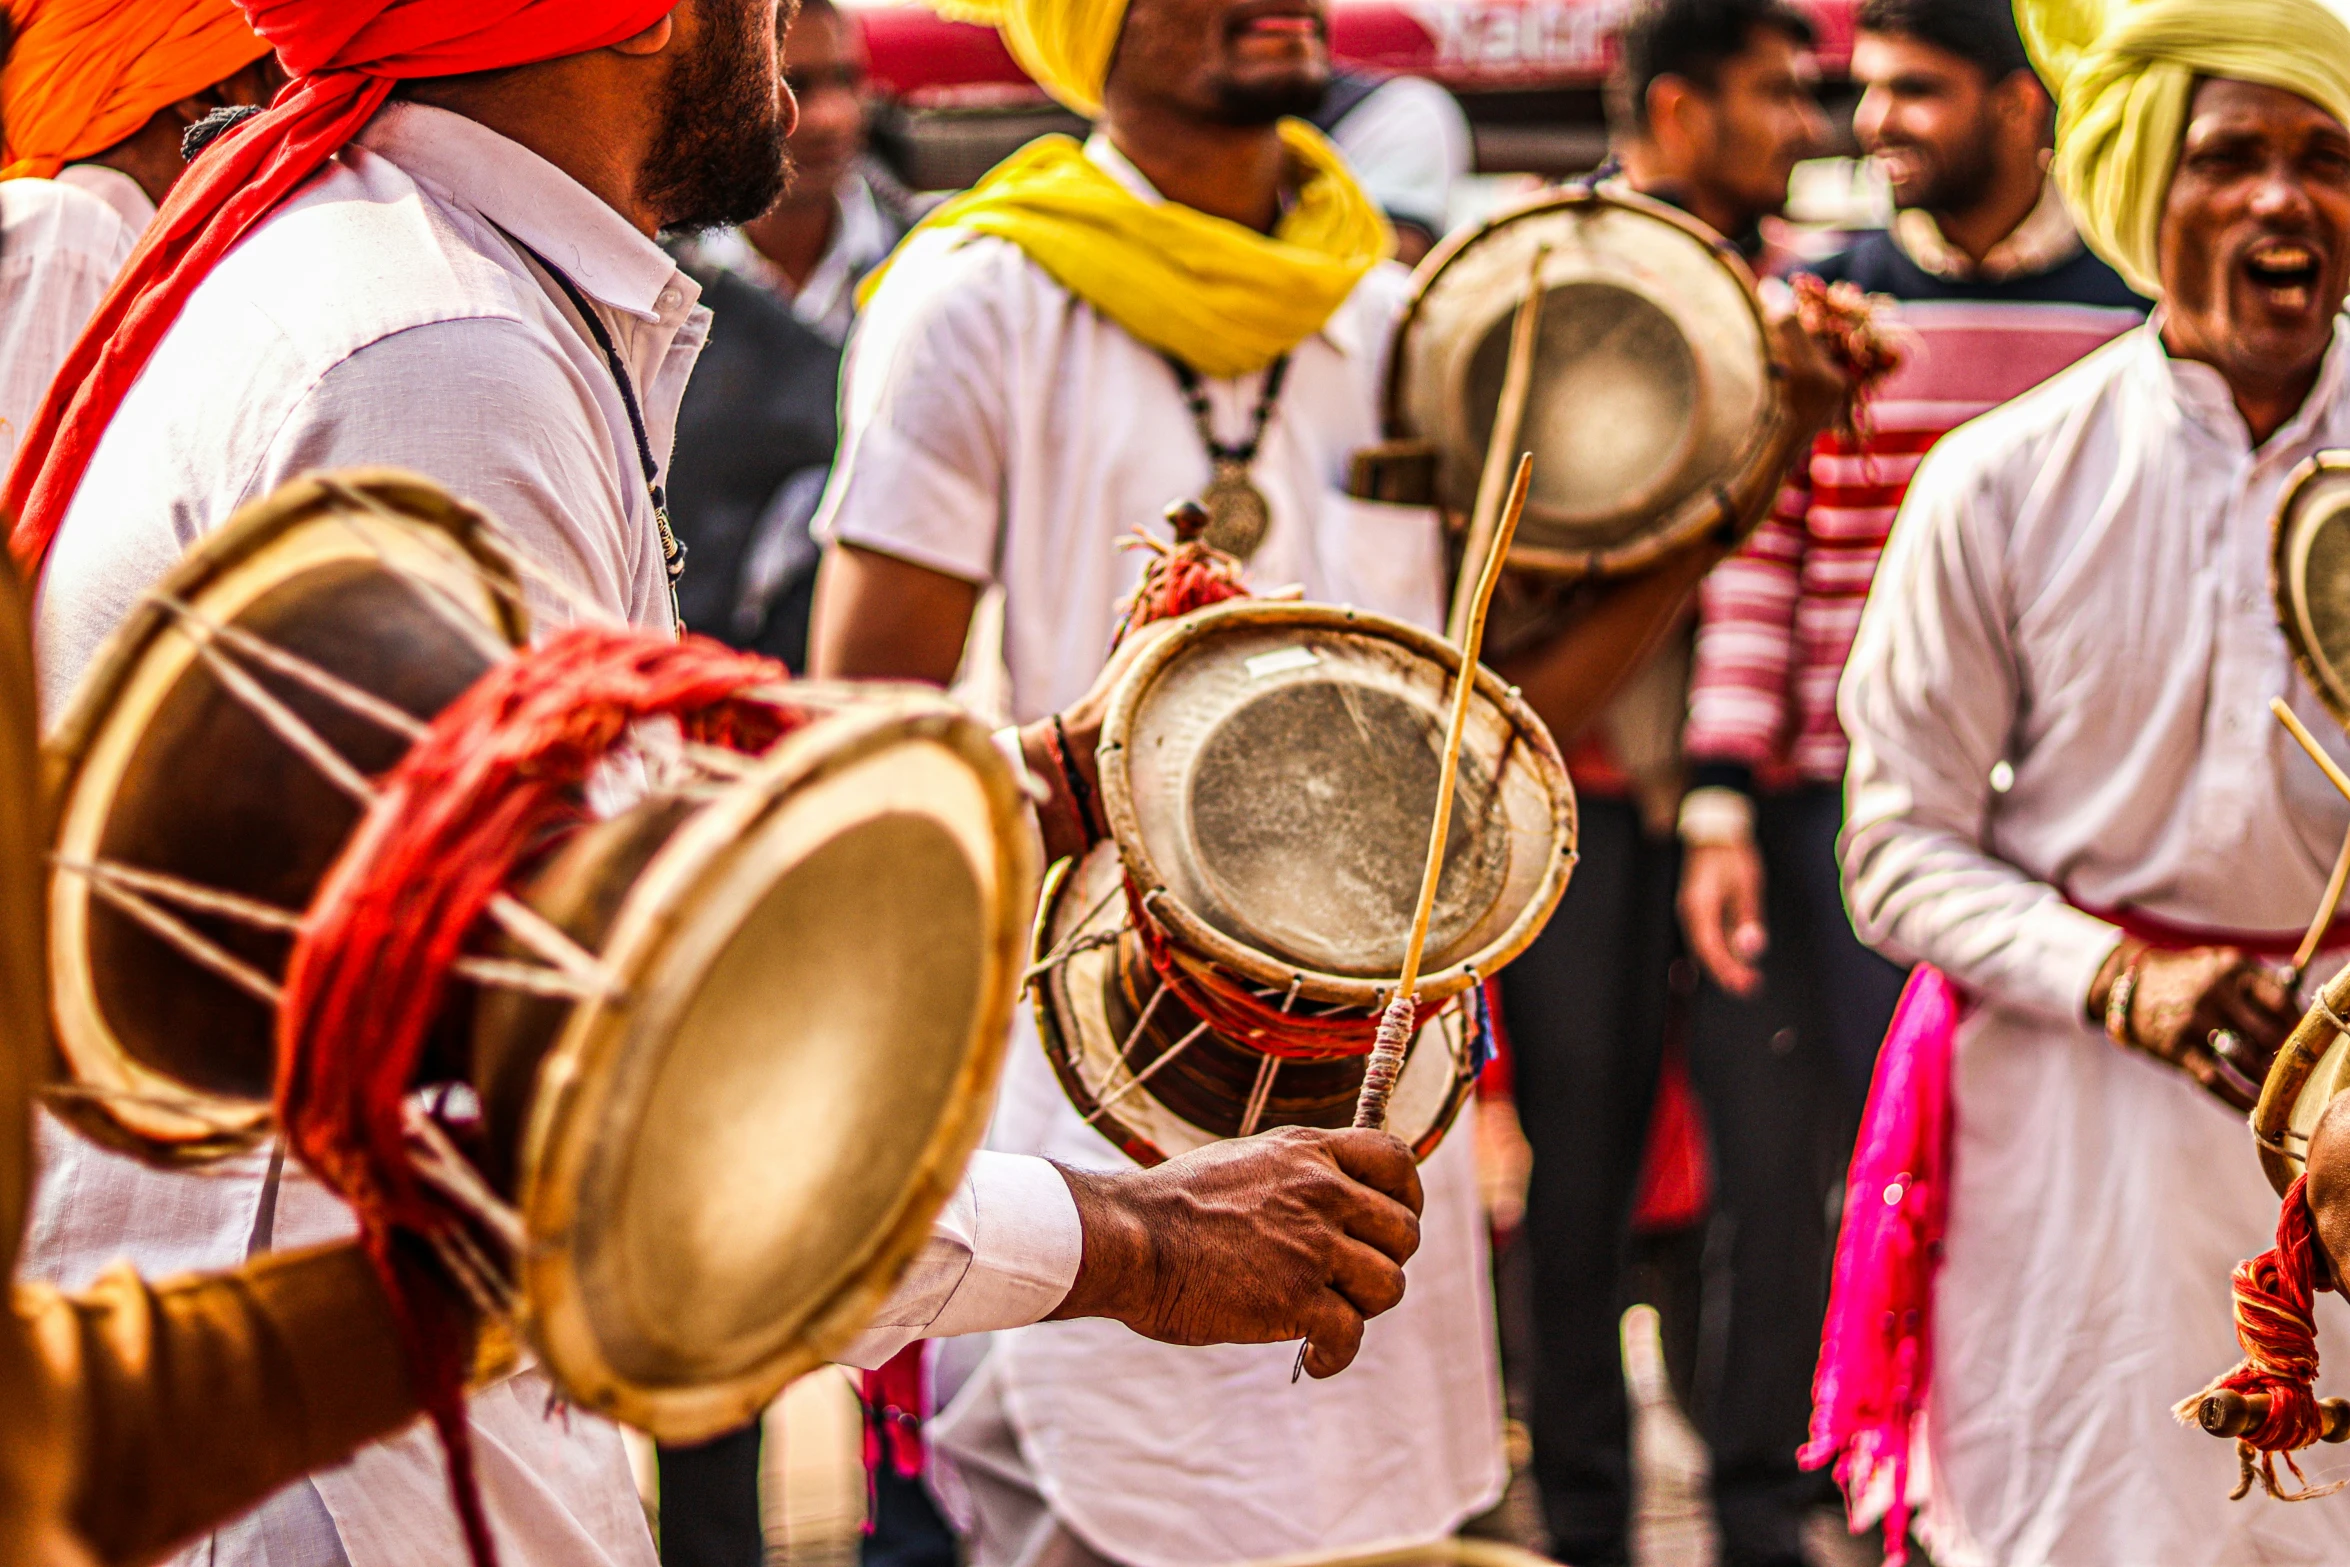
[0,0,273,180]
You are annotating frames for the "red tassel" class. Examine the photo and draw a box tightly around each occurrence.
[277,629,800,1567]
[1113,500,1251,648]
[2177,1175,2345,1501]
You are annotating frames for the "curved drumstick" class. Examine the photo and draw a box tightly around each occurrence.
[2272,698,2350,985]
[1447,246,1549,641]
[1353,454,1534,1134]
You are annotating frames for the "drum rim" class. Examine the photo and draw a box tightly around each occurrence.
[521,696,1038,1442]
[41,468,530,1166]
[1388,183,1787,580]
[2256,999,2334,1198]
[1027,846,1479,1167]
[1098,599,1576,1009]
[2272,450,2350,735]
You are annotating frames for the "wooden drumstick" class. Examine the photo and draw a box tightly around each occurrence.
[2273,699,2350,982]
[1296,456,1532,1386]
[1354,453,1534,1134]
[1447,246,1549,642]
[2197,1386,2350,1443]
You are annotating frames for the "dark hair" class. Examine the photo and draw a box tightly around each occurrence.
[1609,0,1818,133]
[1854,0,2034,83]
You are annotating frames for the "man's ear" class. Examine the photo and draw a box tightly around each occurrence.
[1645,75,1710,163]
[611,12,679,56]
[1996,67,2054,149]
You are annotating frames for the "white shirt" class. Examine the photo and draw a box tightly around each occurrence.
[818,136,1505,1567]
[0,164,153,470]
[676,168,896,346]
[1839,319,2350,1566]
[1326,77,1471,237]
[26,101,1082,1567]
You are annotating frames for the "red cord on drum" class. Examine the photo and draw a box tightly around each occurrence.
[1122,877,1472,1062]
[276,627,801,1567]
[2177,1175,2346,1502]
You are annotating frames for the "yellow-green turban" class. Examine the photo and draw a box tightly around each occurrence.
[935,0,1125,116]
[2017,0,2350,297]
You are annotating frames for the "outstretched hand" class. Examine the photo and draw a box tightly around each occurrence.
[1048,1127,1425,1379]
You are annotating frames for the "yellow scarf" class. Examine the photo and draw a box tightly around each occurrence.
[2017,0,2350,298]
[863,122,1389,379]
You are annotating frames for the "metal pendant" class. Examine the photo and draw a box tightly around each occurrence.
[1200,459,1272,560]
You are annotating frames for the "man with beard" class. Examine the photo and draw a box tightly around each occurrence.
[2,4,1434,1565]
[1667,3,2144,1558]
[1828,0,2350,1557]
[804,0,1847,1556]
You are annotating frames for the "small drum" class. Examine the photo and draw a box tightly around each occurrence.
[1031,600,1574,1164]
[43,470,1036,1439]
[1385,186,1785,581]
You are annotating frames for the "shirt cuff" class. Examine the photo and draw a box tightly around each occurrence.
[832,1151,1084,1369]
[2011,899,2126,1026]
[927,1151,1084,1338]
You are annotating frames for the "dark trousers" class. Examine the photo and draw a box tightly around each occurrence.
[1684,785,1907,1567]
[1501,796,1682,1567]
[657,1426,764,1567]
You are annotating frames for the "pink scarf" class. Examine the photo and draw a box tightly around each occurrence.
[1801,966,1957,1566]
[1806,908,2339,1561]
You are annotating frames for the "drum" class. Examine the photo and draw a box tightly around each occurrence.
[2275,452,2350,730]
[1385,185,1785,581]
[42,469,1036,1440]
[1030,599,1574,1164]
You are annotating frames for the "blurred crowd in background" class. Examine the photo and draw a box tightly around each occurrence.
[628,0,2145,1564]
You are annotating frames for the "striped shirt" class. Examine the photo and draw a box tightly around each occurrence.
[1686,294,2143,786]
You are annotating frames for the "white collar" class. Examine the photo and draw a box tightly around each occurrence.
[356,101,690,322]
[54,163,156,238]
[1890,176,2084,284]
[2141,312,2350,453]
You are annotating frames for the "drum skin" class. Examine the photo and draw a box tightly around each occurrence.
[1389,185,1783,580]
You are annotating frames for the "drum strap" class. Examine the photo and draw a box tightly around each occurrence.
[505,233,689,632]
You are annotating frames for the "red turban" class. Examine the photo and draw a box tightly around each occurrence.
[2,0,679,575]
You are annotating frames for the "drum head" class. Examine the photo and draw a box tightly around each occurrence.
[1391,188,1780,577]
[0,563,44,1278]
[1032,843,1477,1166]
[44,470,528,1162]
[1100,600,1573,1010]
[2275,454,2350,730]
[518,701,1033,1440]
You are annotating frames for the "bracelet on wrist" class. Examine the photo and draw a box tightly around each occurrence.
[2103,955,2142,1048]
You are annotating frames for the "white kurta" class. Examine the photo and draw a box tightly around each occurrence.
[817,137,1505,1567]
[28,102,1085,1567]
[1840,317,2350,1567]
[0,164,151,470]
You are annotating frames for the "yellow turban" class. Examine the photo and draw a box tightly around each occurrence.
[0,0,273,181]
[936,0,1125,116]
[2017,0,2350,297]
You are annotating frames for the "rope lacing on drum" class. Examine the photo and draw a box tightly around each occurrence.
[276,627,804,1567]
